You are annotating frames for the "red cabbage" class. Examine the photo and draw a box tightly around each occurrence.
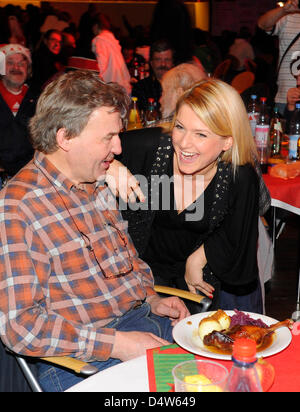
[230,309,268,328]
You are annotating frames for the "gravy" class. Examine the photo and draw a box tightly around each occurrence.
[204,332,275,356]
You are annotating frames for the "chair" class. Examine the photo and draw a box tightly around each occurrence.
[244,58,257,74]
[4,285,211,392]
[154,285,211,311]
[231,71,255,94]
[213,59,232,80]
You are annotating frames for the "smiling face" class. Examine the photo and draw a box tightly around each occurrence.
[3,52,28,89]
[60,106,122,185]
[172,104,233,178]
[45,32,62,55]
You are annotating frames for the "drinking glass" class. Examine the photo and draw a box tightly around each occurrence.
[172,359,228,392]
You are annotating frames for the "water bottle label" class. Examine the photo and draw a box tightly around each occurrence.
[255,125,269,148]
[248,112,259,122]
[248,112,259,135]
[289,134,299,159]
[249,120,256,136]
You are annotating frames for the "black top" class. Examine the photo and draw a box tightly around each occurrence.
[118,128,260,296]
[131,76,162,113]
[31,43,63,92]
[0,87,37,176]
[284,106,296,134]
[143,151,214,281]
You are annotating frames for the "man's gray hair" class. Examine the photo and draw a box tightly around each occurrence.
[29,70,130,154]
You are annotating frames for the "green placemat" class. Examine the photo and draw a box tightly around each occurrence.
[147,344,196,392]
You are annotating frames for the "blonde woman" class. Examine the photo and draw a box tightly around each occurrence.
[113,79,270,313]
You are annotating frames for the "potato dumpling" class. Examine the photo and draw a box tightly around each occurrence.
[211,310,231,330]
[198,310,231,341]
[198,318,222,341]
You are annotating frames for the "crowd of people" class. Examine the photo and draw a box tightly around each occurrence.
[0,0,298,392]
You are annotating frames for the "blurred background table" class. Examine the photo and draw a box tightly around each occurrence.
[263,174,300,321]
[263,174,300,216]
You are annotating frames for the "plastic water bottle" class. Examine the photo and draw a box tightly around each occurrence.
[255,97,270,173]
[247,94,259,137]
[225,338,262,392]
[288,103,300,161]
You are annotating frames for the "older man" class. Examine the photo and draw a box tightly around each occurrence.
[159,63,207,123]
[132,39,175,113]
[0,70,189,392]
[0,44,36,182]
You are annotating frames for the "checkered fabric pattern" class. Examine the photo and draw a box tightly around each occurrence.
[0,152,155,362]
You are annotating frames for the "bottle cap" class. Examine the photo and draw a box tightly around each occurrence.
[260,97,267,103]
[232,338,257,362]
[251,95,257,99]
[131,96,138,102]
[296,103,300,109]
[148,98,154,103]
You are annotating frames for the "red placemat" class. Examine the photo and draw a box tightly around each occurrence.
[268,332,300,392]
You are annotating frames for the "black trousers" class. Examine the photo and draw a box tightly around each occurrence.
[0,341,32,392]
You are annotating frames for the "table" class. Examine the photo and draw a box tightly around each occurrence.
[66,355,149,392]
[263,174,300,216]
[263,174,300,320]
[66,175,300,393]
[66,333,300,392]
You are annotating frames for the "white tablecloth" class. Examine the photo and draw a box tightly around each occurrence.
[66,355,149,392]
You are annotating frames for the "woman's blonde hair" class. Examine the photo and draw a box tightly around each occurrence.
[173,78,258,173]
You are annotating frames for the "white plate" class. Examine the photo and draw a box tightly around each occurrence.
[173,311,292,360]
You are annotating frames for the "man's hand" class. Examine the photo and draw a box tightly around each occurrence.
[110,295,189,362]
[146,294,190,326]
[258,0,299,31]
[287,86,300,110]
[283,0,299,13]
[111,330,170,361]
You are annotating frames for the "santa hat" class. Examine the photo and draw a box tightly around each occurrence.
[0,44,31,64]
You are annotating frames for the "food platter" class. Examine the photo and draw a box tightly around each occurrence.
[172,311,292,360]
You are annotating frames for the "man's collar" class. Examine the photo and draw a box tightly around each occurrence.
[34,151,105,194]
[33,151,74,191]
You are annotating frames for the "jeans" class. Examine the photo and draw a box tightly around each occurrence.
[219,281,263,314]
[37,303,173,392]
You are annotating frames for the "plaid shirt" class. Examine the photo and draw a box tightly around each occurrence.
[0,152,155,362]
